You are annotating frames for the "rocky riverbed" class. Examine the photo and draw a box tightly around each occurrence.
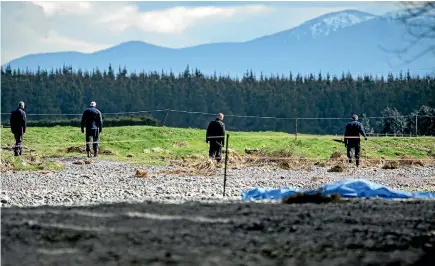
[1,158,434,207]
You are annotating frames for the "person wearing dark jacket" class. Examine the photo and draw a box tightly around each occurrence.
[344,114,367,167]
[206,113,225,162]
[81,101,103,157]
[10,101,27,156]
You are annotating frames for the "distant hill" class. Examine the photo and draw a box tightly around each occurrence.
[4,9,434,77]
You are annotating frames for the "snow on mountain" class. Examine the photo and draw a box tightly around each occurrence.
[252,9,378,43]
[295,10,377,38]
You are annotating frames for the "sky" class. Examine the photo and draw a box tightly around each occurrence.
[0,1,402,64]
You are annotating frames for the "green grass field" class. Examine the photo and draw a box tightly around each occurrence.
[1,125,434,170]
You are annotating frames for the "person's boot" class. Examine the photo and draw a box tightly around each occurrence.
[93,148,98,157]
[14,150,19,156]
[356,159,360,168]
[87,151,91,158]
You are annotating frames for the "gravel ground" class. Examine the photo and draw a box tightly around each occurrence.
[2,200,435,266]
[1,158,435,207]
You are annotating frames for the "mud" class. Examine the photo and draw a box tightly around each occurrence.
[2,200,435,266]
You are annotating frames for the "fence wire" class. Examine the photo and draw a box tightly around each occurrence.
[2,108,435,119]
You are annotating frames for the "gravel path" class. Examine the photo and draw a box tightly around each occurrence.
[1,158,434,207]
[2,200,435,266]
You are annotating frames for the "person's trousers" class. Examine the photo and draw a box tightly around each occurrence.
[85,129,100,152]
[346,140,361,165]
[13,133,23,156]
[209,140,223,161]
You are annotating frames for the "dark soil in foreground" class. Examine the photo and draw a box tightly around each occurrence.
[2,200,435,266]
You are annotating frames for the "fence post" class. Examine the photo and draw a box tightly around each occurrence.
[163,109,171,126]
[223,134,230,197]
[415,115,418,137]
[295,118,298,140]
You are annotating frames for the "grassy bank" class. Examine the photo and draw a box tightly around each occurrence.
[1,125,434,168]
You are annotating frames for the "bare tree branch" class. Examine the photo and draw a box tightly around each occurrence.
[378,1,435,70]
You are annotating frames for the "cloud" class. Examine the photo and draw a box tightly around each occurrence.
[30,1,272,34]
[32,1,92,16]
[139,5,272,34]
[92,4,273,34]
[1,2,110,63]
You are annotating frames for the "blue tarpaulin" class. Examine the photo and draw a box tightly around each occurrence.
[241,179,435,201]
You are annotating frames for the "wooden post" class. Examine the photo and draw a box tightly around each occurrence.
[223,134,230,197]
[295,118,298,140]
[163,109,171,126]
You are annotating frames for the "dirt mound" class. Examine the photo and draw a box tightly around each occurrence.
[330,151,344,160]
[329,151,348,162]
[382,160,399,169]
[65,146,86,153]
[314,161,327,167]
[380,158,428,169]
[0,162,14,172]
[160,157,217,176]
[72,160,92,165]
[100,148,115,155]
[135,169,149,178]
[65,146,115,155]
[363,158,384,168]
[327,165,345,172]
[398,157,426,167]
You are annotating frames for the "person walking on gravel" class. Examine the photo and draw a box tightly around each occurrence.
[9,101,27,156]
[81,101,103,158]
[344,114,367,167]
[206,113,225,163]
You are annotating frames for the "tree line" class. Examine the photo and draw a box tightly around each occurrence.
[1,65,434,135]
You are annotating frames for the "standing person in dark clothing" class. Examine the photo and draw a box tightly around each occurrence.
[344,114,367,167]
[9,101,27,156]
[206,113,225,163]
[81,101,103,158]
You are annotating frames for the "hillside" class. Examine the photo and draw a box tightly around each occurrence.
[4,10,434,77]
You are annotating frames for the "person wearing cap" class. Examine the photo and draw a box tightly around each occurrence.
[81,101,103,157]
[344,114,367,167]
[206,113,226,162]
[9,101,27,156]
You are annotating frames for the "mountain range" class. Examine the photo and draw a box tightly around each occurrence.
[3,9,435,78]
